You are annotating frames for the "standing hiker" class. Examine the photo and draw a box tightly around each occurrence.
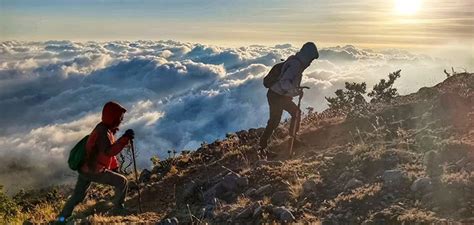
[259,42,319,155]
[58,101,135,221]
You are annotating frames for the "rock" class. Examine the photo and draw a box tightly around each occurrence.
[181,180,198,200]
[220,172,248,193]
[302,179,319,194]
[338,171,352,182]
[423,150,438,167]
[253,205,263,217]
[222,172,240,192]
[203,184,221,204]
[244,188,256,196]
[169,217,179,225]
[272,206,295,222]
[204,204,217,219]
[237,177,249,188]
[139,169,152,183]
[271,190,293,206]
[255,184,272,196]
[157,217,178,225]
[410,177,433,193]
[344,178,363,190]
[382,169,405,187]
[236,206,253,219]
[236,202,261,219]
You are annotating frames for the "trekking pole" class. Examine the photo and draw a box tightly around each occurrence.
[130,140,143,213]
[288,86,310,158]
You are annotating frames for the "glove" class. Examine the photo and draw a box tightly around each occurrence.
[123,129,135,140]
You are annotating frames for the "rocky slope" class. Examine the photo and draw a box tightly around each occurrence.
[6,73,474,224]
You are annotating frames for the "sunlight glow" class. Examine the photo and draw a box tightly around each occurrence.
[395,0,422,15]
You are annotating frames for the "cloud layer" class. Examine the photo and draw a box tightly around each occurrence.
[0,40,468,192]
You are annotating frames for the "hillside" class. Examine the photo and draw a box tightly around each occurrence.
[2,73,473,224]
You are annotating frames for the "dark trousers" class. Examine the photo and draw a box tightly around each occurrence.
[59,169,128,218]
[259,89,300,148]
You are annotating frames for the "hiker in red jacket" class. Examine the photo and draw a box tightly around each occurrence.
[59,101,135,220]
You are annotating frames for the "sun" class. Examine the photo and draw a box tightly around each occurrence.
[395,0,422,15]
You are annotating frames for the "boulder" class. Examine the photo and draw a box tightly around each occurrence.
[221,172,240,192]
[344,178,363,190]
[255,184,272,196]
[244,188,256,197]
[382,169,405,187]
[270,190,293,206]
[221,172,248,192]
[236,202,261,219]
[410,177,433,193]
[272,206,295,222]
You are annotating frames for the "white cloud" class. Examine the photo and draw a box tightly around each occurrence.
[0,40,470,192]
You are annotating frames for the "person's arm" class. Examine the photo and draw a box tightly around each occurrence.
[96,128,130,157]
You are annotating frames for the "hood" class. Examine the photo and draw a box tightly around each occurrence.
[295,42,319,67]
[101,101,127,129]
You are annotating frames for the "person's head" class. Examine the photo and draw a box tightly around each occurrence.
[101,101,127,129]
[296,42,319,67]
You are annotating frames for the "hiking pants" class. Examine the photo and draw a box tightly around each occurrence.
[59,169,128,218]
[259,89,300,148]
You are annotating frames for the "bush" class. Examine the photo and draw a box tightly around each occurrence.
[0,185,19,222]
[368,70,401,103]
[326,82,367,112]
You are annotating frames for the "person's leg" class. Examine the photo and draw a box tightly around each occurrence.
[282,97,300,136]
[88,170,128,208]
[259,91,284,149]
[59,174,91,219]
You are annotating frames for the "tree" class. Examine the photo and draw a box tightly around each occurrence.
[326,81,367,112]
[368,70,401,103]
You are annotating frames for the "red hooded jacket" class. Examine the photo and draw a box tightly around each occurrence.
[81,102,130,173]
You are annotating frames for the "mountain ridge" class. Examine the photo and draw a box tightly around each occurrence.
[3,72,473,224]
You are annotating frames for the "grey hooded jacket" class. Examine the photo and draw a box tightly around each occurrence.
[270,42,319,97]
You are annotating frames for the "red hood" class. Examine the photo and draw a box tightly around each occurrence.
[102,101,127,129]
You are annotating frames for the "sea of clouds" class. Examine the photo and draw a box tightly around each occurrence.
[0,40,469,193]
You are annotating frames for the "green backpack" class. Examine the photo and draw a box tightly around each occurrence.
[68,135,89,171]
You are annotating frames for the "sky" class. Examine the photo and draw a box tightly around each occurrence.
[0,0,473,192]
[1,0,473,49]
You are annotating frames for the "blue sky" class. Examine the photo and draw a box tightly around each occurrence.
[1,0,473,49]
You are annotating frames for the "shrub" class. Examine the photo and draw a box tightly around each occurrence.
[326,82,367,112]
[0,185,19,222]
[368,70,401,103]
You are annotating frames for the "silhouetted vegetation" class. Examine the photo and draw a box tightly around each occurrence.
[368,70,401,103]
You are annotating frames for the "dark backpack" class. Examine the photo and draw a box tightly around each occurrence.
[263,62,285,88]
[67,135,89,171]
